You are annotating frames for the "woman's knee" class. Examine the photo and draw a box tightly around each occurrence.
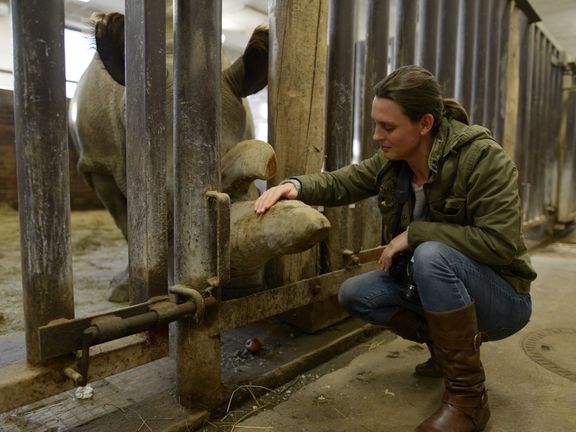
[412,241,454,276]
[338,276,362,308]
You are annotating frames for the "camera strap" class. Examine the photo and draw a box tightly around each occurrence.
[391,161,412,236]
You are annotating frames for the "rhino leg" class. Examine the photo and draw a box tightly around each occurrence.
[89,172,128,239]
[88,172,129,302]
[106,266,129,303]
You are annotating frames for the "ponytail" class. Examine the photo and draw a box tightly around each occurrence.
[443,98,469,125]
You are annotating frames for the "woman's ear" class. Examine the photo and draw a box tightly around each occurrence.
[420,113,435,135]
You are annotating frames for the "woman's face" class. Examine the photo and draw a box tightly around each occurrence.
[371,97,431,161]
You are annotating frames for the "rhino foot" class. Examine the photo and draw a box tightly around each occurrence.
[107,267,129,302]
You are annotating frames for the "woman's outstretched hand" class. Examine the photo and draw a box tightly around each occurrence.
[254,182,298,215]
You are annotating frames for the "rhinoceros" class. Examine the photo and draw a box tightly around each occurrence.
[68,10,330,302]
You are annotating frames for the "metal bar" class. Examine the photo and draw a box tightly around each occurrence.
[356,0,390,252]
[324,0,355,271]
[38,296,173,360]
[531,29,545,222]
[456,0,476,111]
[417,0,439,74]
[173,0,223,407]
[125,0,168,304]
[470,0,490,124]
[436,0,459,97]
[10,0,74,364]
[361,0,389,159]
[220,259,380,332]
[393,0,418,69]
[492,0,510,143]
[519,20,534,222]
[482,0,498,130]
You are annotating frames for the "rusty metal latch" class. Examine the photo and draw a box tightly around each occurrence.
[343,249,360,269]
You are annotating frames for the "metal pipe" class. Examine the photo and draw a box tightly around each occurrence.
[173,0,223,407]
[125,0,168,304]
[456,0,476,111]
[417,0,439,74]
[470,0,490,124]
[436,0,459,97]
[10,0,74,364]
[492,0,510,143]
[361,0,389,159]
[483,0,499,133]
[393,0,418,69]
[324,0,355,271]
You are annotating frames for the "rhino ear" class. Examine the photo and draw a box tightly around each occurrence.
[92,12,126,86]
[239,25,269,97]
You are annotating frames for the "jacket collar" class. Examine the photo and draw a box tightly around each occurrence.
[428,117,494,175]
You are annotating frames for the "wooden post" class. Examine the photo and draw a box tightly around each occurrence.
[125,0,168,305]
[10,0,74,364]
[268,0,330,332]
[267,0,327,283]
[173,0,223,407]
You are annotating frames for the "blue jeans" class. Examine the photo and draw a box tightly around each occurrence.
[338,241,532,341]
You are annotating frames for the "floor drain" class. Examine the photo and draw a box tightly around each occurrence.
[522,328,576,382]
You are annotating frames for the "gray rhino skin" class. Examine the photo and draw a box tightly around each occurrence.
[69,12,330,302]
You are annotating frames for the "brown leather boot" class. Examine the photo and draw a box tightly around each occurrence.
[387,309,442,378]
[416,303,490,432]
[414,342,443,378]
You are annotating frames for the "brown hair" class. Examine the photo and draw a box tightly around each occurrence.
[373,65,469,133]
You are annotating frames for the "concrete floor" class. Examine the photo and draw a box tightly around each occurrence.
[226,230,576,432]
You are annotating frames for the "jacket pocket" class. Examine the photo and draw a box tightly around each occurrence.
[429,197,466,224]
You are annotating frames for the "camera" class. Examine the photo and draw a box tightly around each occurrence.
[390,252,421,304]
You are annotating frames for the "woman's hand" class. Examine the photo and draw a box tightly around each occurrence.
[254,182,298,215]
[378,230,409,271]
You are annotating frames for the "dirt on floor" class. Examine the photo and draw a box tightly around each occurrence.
[0,204,128,336]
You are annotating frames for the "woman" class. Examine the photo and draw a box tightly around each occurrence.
[254,65,535,431]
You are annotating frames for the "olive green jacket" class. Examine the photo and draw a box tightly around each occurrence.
[292,117,537,294]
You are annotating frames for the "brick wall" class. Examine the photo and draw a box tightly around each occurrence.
[0,89,102,210]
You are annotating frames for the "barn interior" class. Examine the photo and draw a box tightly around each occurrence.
[1,0,576,431]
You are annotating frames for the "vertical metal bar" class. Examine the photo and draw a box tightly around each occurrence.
[358,0,390,251]
[436,0,459,97]
[125,0,168,305]
[519,21,534,222]
[482,0,498,131]
[492,0,510,143]
[531,29,545,222]
[173,0,222,407]
[417,0,439,74]
[393,0,418,69]
[361,0,389,159]
[10,0,74,364]
[558,72,576,222]
[470,0,489,124]
[456,0,476,112]
[502,0,520,158]
[324,0,355,270]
